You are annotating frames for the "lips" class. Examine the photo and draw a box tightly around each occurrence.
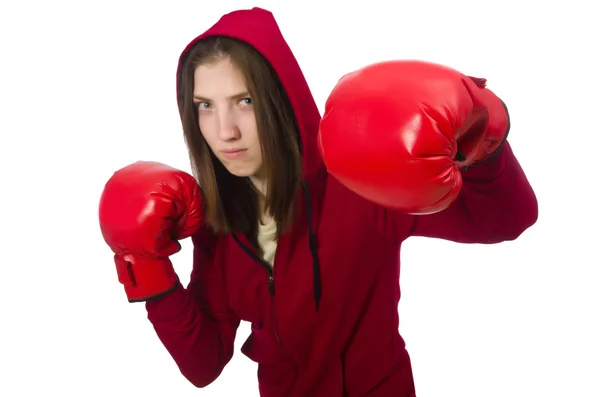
[221,148,247,159]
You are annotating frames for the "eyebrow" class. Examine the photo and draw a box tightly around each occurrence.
[193,91,250,102]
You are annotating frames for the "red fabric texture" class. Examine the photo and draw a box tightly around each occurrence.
[146,7,538,396]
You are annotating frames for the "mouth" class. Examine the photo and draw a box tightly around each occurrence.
[221,149,247,159]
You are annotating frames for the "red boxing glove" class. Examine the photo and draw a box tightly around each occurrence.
[98,161,205,302]
[318,60,509,215]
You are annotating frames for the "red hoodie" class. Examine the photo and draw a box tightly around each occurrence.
[145,7,538,397]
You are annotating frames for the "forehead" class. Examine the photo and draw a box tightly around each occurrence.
[193,58,247,98]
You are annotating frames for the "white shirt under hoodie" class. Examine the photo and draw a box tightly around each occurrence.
[257,217,278,267]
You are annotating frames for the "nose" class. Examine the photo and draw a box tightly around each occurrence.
[217,108,241,141]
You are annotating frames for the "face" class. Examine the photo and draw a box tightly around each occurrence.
[193,57,264,180]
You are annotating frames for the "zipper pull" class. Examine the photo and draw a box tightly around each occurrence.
[268,276,275,296]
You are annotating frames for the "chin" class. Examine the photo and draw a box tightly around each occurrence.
[229,170,253,178]
[225,165,258,178]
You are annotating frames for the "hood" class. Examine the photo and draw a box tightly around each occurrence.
[175,7,326,311]
[175,7,324,183]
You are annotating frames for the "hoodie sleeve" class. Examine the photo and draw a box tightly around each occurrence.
[381,141,538,243]
[145,227,240,388]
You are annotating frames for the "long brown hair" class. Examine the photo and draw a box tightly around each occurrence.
[178,36,303,250]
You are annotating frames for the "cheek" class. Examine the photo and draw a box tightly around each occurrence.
[198,116,217,149]
[242,115,260,147]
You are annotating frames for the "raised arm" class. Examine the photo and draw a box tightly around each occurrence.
[99,161,240,388]
[318,60,538,243]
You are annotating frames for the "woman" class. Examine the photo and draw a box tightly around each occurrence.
[99,7,538,397]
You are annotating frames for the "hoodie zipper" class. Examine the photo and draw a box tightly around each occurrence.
[232,234,276,296]
[231,234,298,389]
[263,255,299,394]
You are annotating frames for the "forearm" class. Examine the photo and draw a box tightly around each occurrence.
[146,283,239,388]
[409,141,538,243]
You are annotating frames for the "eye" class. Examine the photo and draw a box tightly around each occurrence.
[239,98,253,107]
[195,101,212,110]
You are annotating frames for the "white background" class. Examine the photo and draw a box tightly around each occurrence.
[1,0,598,396]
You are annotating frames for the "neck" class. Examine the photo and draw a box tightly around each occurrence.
[249,175,267,196]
